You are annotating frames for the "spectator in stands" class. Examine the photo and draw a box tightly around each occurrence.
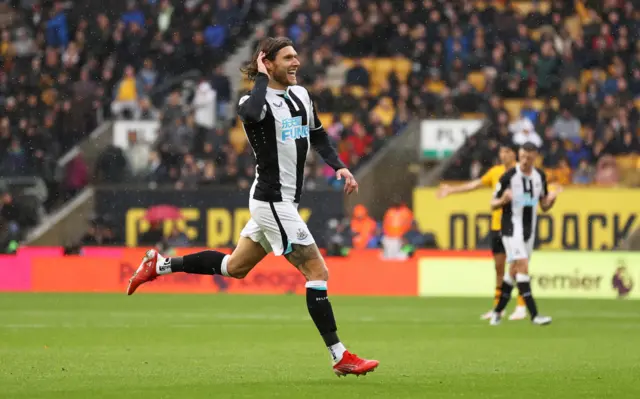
[382,198,413,260]
[573,159,596,185]
[553,108,582,140]
[512,118,543,148]
[111,65,142,119]
[191,79,217,134]
[350,204,377,250]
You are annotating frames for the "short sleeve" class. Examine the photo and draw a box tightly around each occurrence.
[480,167,495,187]
[493,171,512,199]
[538,168,549,199]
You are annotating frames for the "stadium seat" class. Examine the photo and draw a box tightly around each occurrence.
[426,80,445,94]
[503,99,523,121]
[393,57,412,83]
[467,72,486,92]
[317,113,334,128]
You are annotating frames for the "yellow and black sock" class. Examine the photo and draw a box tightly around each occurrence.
[494,277,514,313]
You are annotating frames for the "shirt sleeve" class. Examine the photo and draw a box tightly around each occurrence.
[309,101,346,171]
[493,171,512,199]
[538,168,549,199]
[480,167,494,187]
[237,73,268,123]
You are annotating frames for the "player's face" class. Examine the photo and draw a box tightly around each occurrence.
[499,147,516,166]
[270,46,300,87]
[518,149,537,170]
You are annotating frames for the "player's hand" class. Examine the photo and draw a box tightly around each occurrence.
[502,189,513,203]
[336,168,358,195]
[436,184,451,199]
[257,51,270,79]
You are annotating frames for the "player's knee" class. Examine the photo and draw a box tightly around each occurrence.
[225,257,250,279]
[307,263,329,282]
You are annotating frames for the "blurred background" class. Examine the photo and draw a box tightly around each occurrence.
[0,0,639,257]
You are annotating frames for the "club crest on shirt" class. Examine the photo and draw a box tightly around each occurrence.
[297,228,309,240]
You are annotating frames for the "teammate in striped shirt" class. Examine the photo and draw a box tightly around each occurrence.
[489,143,560,326]
[438,143,527,320]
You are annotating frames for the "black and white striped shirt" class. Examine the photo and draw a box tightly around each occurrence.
[494,165,549,240]
[237,73,345,203]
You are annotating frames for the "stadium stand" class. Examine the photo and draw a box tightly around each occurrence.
[0,0,280,246]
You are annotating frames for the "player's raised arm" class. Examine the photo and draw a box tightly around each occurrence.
[237,52,270,123]
[490,172,513,210]
[437,167,495,198]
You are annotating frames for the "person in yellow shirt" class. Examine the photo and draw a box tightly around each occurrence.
[437,143,528,321]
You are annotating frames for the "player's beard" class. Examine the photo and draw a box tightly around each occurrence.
[273,66,295,87]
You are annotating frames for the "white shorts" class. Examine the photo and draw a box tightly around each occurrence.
[502,235,535,263]
[240,199,315,256]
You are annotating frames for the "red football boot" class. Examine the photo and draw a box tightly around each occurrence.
[333,351,379,377]
[126,249,160,295]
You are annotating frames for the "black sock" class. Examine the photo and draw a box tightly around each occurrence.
[169,250,226,275]
[494,278,514,313]
[306,285,339,348]
[516,275,538,319]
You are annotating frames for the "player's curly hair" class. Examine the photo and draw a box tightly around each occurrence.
[240,37,294,81]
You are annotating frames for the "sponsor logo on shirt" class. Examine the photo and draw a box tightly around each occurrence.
[281,116,309,141]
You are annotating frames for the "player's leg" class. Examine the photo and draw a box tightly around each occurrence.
[481,231,507,320]
[126,219,268,295]
[260,201,378,376]
[490,236,523,325]
[513,238,551,325]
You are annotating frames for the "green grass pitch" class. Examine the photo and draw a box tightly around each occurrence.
[1,293,639,399]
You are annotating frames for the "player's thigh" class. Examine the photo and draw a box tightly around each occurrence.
[491,230,506,276]
[249,200,326,280]
[250,200,315,256]
[502,235,528,274]
[232,219,269,278]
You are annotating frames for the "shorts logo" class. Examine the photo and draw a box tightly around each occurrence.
[282,116,309,141]
[297,228,309,240]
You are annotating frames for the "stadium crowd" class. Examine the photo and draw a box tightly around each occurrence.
[0,0,274,248]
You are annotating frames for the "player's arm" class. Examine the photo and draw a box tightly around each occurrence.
[490,173,512,210]
[237,72,269,123]
[538,168,560,212]
[309,102,346,171]
[437,168,493,198]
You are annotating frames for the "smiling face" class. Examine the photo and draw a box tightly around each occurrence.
[266,45,300,88]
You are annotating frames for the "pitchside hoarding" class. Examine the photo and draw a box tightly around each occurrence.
[95,188,345,248]
[419,252,640,300]
[413,188,640,251]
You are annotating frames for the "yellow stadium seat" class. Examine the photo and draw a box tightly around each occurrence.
[467,71,486,91]
[393,57,412,83]
[371,58,394,92]
[340,113,354,127]
[230,125,247,153]
[503,99,523,120]
[530,99,544,110]
[347,85,366,98]
[318,112,333,127]
[462,112,485,120]
[634,98,640,110]
[426,80,445,93]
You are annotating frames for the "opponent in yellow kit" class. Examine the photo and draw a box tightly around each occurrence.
[437,143,527,321]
